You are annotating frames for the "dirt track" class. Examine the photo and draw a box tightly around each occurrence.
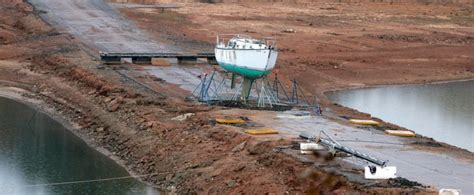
[29,0,180,53]
[0,0,472,194]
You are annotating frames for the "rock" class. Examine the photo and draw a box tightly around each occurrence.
[104,97,113,103]
[244,29,256,33]
[156,174,166,181]
[320,6,337,10]
[171,113,195,121]
[226,180,237,188]
[234,165,246,172]
[282,28,296,33]
[144,121,155,128]
[232,141,247,153]
[107,102,119,112]
[107,98,122,112]
[152,76,164,81]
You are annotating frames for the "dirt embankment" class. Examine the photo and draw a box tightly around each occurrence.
[0,0,433,194]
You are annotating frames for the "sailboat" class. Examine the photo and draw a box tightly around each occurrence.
[215,34,278,100]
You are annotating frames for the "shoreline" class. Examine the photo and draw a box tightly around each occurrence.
[0,87,163,191]
[2,73,471,193]
[1,0,473,193]
[321,77,474,95]
[321,79,474,155]
[112,2,473,191]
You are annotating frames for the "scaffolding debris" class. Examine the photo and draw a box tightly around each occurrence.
[191,71,322,113]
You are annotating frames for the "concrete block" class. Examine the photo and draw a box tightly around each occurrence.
[300,142,326,152]
[439,189,460,195]
[364,166,397,179]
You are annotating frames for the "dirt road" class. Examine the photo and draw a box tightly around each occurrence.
[249,110,474,194]
[29,0,179,53]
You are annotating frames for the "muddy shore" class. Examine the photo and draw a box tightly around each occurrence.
[0,0,472,194]
[116,0,474,153]
[116,0,474,127]
[0,87,163,191]
[2,1,382,193]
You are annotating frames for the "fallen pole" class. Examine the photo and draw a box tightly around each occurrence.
[318,137,387,167]
[299,132,387,167]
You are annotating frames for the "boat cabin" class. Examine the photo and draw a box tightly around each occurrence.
[227,38,268,49]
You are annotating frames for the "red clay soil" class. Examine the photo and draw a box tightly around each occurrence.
[0,0,454,194]
[118,1,474,121]
[118,1,474,94]
[109,0,474,5]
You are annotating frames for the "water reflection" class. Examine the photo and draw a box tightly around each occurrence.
[327,80,474,152]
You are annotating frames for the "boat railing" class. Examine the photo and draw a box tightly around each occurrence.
[216,34,277,48]
[216,34,251,45]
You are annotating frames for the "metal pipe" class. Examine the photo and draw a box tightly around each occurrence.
[318,138,387,167]
[299,133,387,167]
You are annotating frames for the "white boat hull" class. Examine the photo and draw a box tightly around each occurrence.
[214,48,278,79]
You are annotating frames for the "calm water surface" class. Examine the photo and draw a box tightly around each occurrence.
[326,80,474,152]
[0,97,159,194]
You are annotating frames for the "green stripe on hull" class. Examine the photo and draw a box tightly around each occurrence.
[219,63,270,79]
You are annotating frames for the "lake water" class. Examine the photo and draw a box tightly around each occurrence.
[326,80,474,152]
[0,97,159,194]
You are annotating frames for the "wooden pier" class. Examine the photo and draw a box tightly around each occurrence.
[99,52,217,65]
